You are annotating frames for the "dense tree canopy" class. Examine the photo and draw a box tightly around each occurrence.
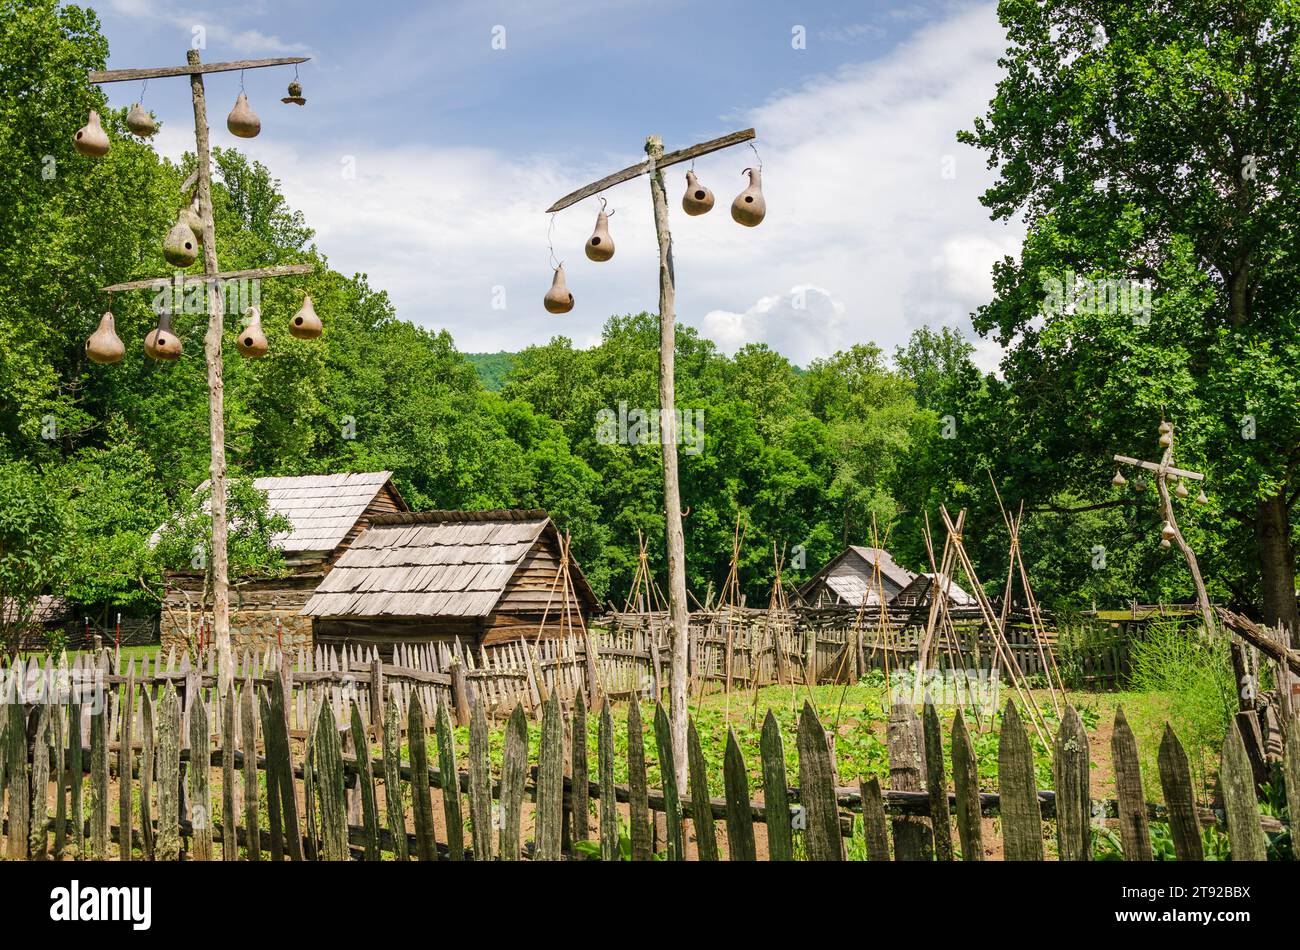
[958,0,1300,634]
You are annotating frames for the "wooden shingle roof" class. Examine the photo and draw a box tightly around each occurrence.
[169,471,402,556]
[300,509,596,619]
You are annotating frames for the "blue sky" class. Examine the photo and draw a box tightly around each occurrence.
[88,0,1020,368]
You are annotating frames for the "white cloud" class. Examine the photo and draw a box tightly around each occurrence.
[103,0,311,56]
[702,286,847,366]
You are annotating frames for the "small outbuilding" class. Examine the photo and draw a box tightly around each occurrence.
[798,545,916,607]
[300,508,598,654]
[160,471,408,652]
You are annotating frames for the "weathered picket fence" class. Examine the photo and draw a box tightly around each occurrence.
[1,651,1294,860]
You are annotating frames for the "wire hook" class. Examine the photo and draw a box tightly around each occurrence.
[547,213,561,270]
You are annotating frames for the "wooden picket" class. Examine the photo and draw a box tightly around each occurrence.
[0,651,1292,862]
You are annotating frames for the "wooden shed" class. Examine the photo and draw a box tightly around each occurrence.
[301,509,598,653]
[160,471,408,652]
[797,545,916,608]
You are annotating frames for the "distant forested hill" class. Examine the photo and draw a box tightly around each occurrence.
[465,352,515,390]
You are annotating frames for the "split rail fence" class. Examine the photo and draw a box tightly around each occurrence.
[0,648,1295,861]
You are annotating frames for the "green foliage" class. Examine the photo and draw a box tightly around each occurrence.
[152,476,292,581]
[0,460,70,652]
[1128,620,1236,796]
[957,0,1300,623]
[464,352,515,391]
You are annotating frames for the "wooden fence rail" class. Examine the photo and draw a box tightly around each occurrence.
[0,652,1293,860]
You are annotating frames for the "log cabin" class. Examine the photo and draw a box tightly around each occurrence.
[300,508,598,655]
[159,471,408,652]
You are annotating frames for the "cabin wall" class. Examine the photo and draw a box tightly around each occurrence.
[160,571,323,653]
[312,617,483,659]
[481,606,588,645]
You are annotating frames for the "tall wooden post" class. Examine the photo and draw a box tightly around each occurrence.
[544,128,756,792]
[646,135,690,789]
[187,49,232,693]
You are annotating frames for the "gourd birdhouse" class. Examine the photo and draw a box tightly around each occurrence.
[682,170,714,216]
[144,313,182,360]
[543,265,574,314]
[1111,469,1127,487]
[731,167,765,227]
[289,294,323,339]
[227,92,261,138]
[585,206,615,262]
[1195,488,1208,504]
[163,210,198,267]
[236,306,269,358]
[1160,521,1176,542]
[125,103,158,138]
[1175,481,1190,499]
[1159,431,1173,447]
[281,80,306,106]
[86,311,124,365]
[74,109,110,157]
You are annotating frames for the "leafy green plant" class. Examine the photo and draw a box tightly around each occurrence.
[1127,620,1235,799]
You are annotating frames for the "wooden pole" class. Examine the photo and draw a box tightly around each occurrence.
[1114,423,1215,636]
[646,135,690,792]
[187,49,232,694]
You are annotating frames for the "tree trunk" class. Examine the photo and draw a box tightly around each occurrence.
[1256,491,1299,647]
[646,135,689,793]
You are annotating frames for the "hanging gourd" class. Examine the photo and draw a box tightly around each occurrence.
[85,311,124,364]
[682,170,714,216]
[185,194,205,237]
[1195,488,1208,504]
[73,109,110,157]
[1111,469,1127,487]
[289,294,323,339]
[144,312,182,360]
[1132,479,1145,493]
[1175,480,1190,499]
[236,306,269,358]
[1158,420,1172,434]
[731,167,765,227]
[1160,538,1172,549]
[1159,430,1173,447]
[281,80,307,106]
[125,103,158,138]
[1160,521,1176,542]
[227,92,261,138]
[585,201,615,262]
[543,265,574,314]
[163,210,198,267]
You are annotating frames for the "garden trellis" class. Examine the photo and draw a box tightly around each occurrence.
[82,51,321,693]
